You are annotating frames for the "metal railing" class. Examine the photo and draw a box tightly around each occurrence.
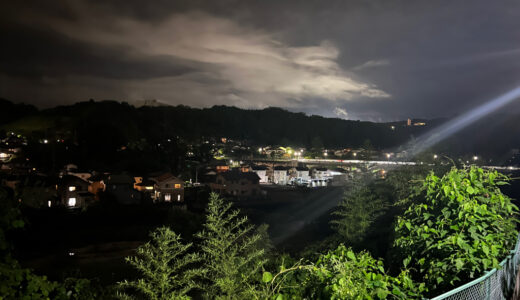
[430,234,520,300]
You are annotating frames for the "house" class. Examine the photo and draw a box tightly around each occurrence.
[151,173,184,203]
[87,173,106,201]
[106,174,141,205]
[58,175,94,208]
[273,166,290,185]
[251,165,269,183]
[313,167,330,180]
[215,161,230,173]
[134,177,155,192]
[211,170,261,197]
[295,166,310,181]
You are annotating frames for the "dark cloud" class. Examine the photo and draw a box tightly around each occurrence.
[1,0,520,120]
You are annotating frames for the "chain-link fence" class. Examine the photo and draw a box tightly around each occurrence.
[430,234,520,300]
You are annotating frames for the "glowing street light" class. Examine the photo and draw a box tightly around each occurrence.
[324,152,328,157]
[433,154,438,159]
[473,156,478,161]
[386,153,391,159]
[353,153,357,157]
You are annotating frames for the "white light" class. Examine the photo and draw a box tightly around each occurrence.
[68,186,76,191]
[258,147,262,152]
[48,201,52,208]
[433,154,438,159]
[165,194,171,201]
[386,154,391,159]
[324,153,328,156]
[177,195,181,201]
[353,153,357,157]
[68,252,75,256]
[473,156,478,161]
[230,160,233,163]
[43,139,48,144]
[68,198,76,207]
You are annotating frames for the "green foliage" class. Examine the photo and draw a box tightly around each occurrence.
[261,245,425,299]
[0,189,67,299]
[196,193,267,299]
[118,227,204,300]
[62,277,118,300]
[394,167,518,293]
[0,262,66,300]
[331,181,388,245]
[331,167,430,256]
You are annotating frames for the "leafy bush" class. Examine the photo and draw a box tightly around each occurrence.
[262,244,425,299]
[394,167,518,293]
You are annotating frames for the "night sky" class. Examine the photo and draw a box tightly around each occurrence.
[2,0,520,121]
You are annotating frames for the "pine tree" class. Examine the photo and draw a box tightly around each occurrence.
[196,193,267,299]
[117,227,204,300]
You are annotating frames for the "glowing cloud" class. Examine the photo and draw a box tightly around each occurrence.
[37,6,389,108]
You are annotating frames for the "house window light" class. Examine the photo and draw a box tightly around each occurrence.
[69,186,76,191]
[165,194,171,201]
[68,198,76,207]
[177,195,181,201]
[174,184,181,189]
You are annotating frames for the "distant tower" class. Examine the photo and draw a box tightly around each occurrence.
[407,118,412,126]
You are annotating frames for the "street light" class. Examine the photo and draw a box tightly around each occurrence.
[473,156,478,161]
[433,154,438,159]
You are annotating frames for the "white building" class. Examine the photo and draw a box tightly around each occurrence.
[251,165,269,184]
[273,166,290,185]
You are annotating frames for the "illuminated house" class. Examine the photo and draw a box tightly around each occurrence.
[151,173,184,203]
[58,175,94,208]
[251,165,269,183]
[215,162,230,173]
[211,170,261,197]
[273,166,290,185]
[295,166,310,181]
[134,177,155,192]
[313,167,330,180]
[87,173,106,201]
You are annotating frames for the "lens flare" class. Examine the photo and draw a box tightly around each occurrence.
[413,86,520,155]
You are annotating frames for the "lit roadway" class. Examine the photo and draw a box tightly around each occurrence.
[244,158,520,171]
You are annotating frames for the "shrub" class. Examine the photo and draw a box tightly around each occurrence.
[394,167,518,293]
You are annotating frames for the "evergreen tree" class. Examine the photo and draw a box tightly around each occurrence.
[196,193,267,299]
[118,227,204,300]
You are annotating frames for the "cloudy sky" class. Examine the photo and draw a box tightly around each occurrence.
[1,0,520,121]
